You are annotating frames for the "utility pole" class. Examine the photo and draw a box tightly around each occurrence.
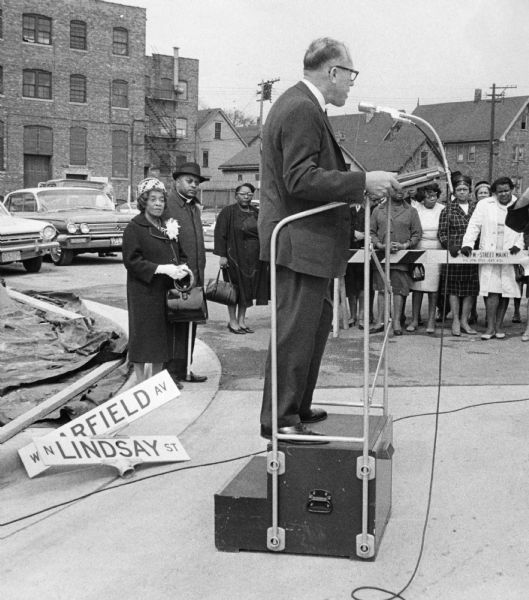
[486,83,516,181]
[257,78,280,185]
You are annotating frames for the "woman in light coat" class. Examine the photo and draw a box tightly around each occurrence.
[462,176,524,339]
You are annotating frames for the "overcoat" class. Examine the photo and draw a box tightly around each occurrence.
[165,190,206,285]
[213,202,269,306]
[438,200,479,296]
[258,82,366,278]
[462,196,523,297]
[122,213,187,363]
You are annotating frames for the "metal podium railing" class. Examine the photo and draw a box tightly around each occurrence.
[266,200,388,558]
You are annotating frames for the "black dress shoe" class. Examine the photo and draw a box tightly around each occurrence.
[260,423,329,444]
[184,371,207,383]
[299,408,327,423]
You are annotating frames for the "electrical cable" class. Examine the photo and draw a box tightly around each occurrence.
[0,450,264,535]
[350,171,499,598]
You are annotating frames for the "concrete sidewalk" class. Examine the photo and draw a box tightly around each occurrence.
[1,301,529,599]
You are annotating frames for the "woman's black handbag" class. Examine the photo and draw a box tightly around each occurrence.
[409,263,426,282]
[205,268,238,306]
[166,270,207,323]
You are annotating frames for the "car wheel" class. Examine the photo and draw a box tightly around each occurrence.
[50,247,74,266]
[22,256,43,273]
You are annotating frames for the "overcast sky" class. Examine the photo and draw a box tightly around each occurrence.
[113,0,529,119]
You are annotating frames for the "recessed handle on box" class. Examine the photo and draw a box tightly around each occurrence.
[306,489,333,514]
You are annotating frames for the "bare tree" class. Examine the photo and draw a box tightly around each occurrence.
[223,108,257,127]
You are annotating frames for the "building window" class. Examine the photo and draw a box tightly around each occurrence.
[255,173,259,181]
[467,144,476,162]
[70,74,86,103]
[521,108,529,131]
[420,150,428,169]
[176,118,187,139]
[0,66,3,95]
[237,173,242,182]
[24,125,53,154]
[202,150,209,169]
[112,130,128,178]
[70,127,87,165]
[178,81,188,100]
[0,121,4,170]
[70,20,86,50]
[214,122,222,140]
[513,144,525,162]
[512,177,523,194]
[456,145,464,162]
[111,80,128,108]
[160,77,173,99]
[0,9,3,39]
[145,75,151,96]
[23,69,52,99]
[112,27,128,56]
[23,14,52,45]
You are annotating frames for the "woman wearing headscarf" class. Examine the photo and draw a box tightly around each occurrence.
[437,173,479,336]
[474,180,491,202]
[122,178,191,383]
[406,183,444,334]
[214,183,268,333]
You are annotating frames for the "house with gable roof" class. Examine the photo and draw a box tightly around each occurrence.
[329,93,529,194]
[196,108,246,188]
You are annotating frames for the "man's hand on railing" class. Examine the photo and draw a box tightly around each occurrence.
[460,246,473,257]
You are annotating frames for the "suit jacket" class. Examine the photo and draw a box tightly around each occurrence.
[258,82,366,278]
[165,190,206,285]
[506,201,529,232]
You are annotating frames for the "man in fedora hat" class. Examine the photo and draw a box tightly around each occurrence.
[164,162,209,385]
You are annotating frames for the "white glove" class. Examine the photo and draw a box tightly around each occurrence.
[173,264,191,281]
[156,264,181,279]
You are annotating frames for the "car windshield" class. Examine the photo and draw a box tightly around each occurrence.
[37,189,115,212]
[0,203,10,217]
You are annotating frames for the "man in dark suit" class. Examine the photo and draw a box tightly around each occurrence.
[258,37,400,442]
[164,162,208,386]
[506,186,529,232]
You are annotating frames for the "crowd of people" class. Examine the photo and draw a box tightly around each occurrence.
[346,173,529,342]
[122,36,529,444]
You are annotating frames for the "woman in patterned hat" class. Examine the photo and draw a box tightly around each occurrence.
[122,177,192,383]
[437,173,479,336]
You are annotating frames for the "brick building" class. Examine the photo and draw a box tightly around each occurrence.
[0,0,146,202]
[144,48,199,188]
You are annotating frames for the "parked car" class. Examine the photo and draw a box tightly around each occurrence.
[0,201,58,272]
[3,187,132,266]
[38,178,114,201]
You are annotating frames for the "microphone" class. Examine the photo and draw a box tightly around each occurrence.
[358,102,410,122]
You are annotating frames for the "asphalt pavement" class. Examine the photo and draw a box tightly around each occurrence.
[1,251,529,599]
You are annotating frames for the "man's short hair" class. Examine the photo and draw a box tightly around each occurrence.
[491,176,514,192]
[303,37,348,71]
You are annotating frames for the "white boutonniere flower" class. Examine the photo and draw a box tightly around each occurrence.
[163,218,180,240]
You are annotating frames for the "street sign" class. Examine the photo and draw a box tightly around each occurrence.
[35,435,190,475]
[19,370,180,478]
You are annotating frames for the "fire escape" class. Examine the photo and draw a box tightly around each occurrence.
[145,86,187,177]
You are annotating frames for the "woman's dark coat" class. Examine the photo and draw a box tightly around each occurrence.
[213,202,269,306]
[122,213,187,363]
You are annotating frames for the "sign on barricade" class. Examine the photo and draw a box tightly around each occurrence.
[348,249,529,265]
[19,370,180,478]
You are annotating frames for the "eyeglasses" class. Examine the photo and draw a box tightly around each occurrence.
[329,65,359,83]
[237,192,254,198]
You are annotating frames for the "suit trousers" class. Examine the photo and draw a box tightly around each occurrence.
[164,321,197,380]
[260,265,332,428]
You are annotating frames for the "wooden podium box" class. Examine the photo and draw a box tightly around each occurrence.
[215,414,393,559]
